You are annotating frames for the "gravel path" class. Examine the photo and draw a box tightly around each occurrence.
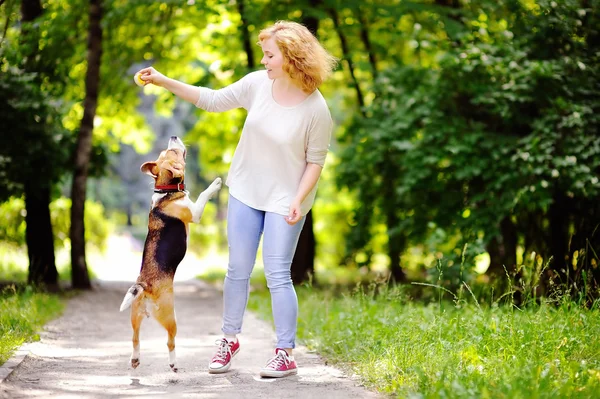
[0,279,381,399]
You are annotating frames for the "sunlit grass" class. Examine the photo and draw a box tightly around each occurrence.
[197,265,267,288]
[246,283,600,398]
[0,285,64,365]
[196,260,395,292]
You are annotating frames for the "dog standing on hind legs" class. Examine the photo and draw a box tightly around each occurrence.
[119,135,222,372]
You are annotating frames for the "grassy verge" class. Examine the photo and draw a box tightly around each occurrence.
[242,281,600,398]
[0,286,64,365]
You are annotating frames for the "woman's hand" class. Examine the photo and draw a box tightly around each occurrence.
[135,67,201,105]
[285,199,302,226]
[136,67,167,87]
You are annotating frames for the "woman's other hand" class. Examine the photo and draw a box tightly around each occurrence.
[285,200,302,225]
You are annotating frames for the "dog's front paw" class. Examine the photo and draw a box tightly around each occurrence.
[207,177,222,197]
[131,358,140,369]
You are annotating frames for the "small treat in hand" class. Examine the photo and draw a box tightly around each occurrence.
[134,72,145,87]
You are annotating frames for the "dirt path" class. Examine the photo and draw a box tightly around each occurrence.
[0,279,381,398]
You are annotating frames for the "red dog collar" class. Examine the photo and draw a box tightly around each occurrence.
[154,183,185,193]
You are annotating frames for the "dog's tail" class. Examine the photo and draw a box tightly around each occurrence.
[120,283,145,312]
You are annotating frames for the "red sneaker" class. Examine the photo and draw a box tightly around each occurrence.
[208,338,240,374]
[259,348,298,378]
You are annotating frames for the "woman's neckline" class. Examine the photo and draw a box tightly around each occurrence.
[270,78,316,109]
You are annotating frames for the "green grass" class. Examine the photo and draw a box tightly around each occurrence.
[0,285,64,365]
[245,283,600,398]
[197,265,268,288]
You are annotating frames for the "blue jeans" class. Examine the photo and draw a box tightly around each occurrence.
[222,194,306,349]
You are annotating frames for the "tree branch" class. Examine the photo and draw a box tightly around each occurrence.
[328,7,365,116]
[356,8,378,81]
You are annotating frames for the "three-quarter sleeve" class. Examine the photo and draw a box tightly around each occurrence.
[306,109,333,167]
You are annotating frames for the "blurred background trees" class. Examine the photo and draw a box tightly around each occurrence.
[0,0,598,299]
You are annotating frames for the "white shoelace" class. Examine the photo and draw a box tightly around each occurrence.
[266,350,290,369]
[212,339,232,362]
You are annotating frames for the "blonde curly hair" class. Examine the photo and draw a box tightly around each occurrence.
[258,21,337,93]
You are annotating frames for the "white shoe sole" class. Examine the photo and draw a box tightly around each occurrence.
[259,368,298,378]
[208,347,240,374]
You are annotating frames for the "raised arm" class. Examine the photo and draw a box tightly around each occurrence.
[136,67,254,112]
[137,67,200,105]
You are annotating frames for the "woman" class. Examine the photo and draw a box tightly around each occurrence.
[136,20,336,378]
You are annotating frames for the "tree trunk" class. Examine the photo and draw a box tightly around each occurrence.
[301,0,321,34]
[70,0,103,289]
[434,0,461,8]
[355,8,378,80]
[385,192,407,283]
[486,216,518,278]
[291,210,315,284]
[485,217,519,300]
[434,0,463,22]
[486,235,503,278]
[570,199,600,294]
[20,0,59,289]
[20,0,42,21]
[126,204,133,226]
[236,0,254,70]
[388,221,407,283]
[500,216,518,272]
[383,161,407,283]
[548,193,570,286]
[24,183,58,289]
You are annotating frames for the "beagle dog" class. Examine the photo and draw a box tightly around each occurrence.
[119,135,222,372]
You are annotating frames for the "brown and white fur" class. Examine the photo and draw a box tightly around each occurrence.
[119,136,222,372]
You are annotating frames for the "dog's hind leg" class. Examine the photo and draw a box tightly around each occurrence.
[154,294,178,372]
[130,299,145,369]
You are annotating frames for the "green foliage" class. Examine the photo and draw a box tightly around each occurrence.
[0,67,72,200]
[248,284,600,398]
[0,197,112,252]
[2,0,599,294]
[336,0,600,285]
[0,197,27,247]
[0,286,64,365]
[0,244,28,282]
[50,198,112,252]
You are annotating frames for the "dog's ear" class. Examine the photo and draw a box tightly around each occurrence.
[140,162,158,178]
